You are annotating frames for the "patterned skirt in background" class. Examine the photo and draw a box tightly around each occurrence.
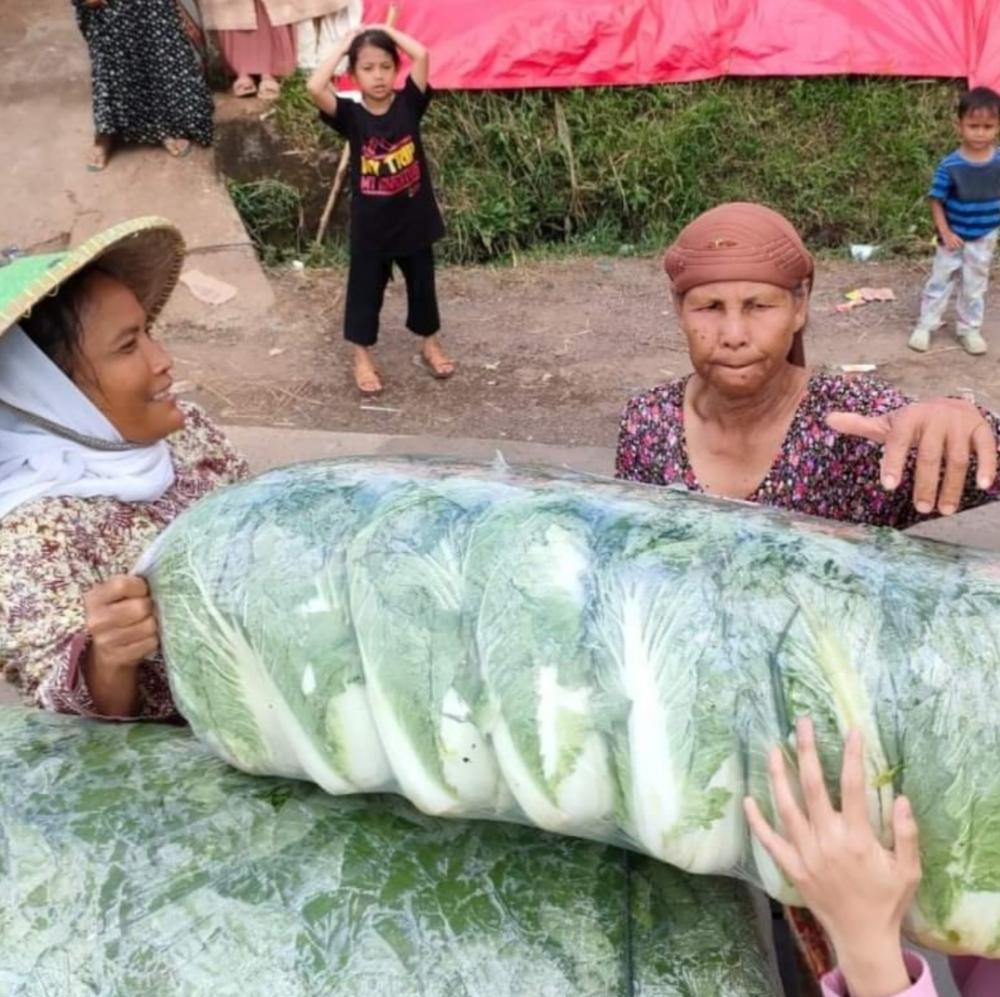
[73,0,214,146]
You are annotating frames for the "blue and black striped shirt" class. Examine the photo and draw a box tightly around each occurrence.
[929,148,1000,240]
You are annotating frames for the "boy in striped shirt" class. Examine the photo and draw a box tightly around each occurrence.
[910,86,1000,355]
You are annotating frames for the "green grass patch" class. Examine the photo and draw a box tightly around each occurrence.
[225,176,348,267]
[226,177,304,265]
[247,74,963,265]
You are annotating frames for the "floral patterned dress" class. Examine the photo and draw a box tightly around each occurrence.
[616,372,1000,527]
[73,0,215,147]
[0,404,248,719]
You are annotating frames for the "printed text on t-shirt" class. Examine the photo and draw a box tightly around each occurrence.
[360,135,422,197]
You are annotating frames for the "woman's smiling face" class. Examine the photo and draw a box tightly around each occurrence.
[70,272,184,443]
[676,280,808,397]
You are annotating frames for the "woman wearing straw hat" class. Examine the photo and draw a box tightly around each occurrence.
[0,218,248,718]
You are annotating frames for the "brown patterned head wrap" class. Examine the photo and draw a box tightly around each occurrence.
[663,202,814,365]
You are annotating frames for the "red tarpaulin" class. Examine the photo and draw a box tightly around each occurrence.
[366,0,999,91]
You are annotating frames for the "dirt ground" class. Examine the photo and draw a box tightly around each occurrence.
[163,254,1000,447]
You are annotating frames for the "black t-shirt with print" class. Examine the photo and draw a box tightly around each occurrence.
[320,76,445,257]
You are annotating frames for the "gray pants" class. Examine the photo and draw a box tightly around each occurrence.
[914,230,998,336]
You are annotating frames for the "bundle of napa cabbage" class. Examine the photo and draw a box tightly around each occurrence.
[347,477,517,815]
[144,456,1000,956]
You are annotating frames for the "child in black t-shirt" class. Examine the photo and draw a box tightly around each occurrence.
[307,20,452,396]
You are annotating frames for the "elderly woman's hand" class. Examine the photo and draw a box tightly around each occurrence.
[82,575,159,715]
[744,718,922,997]
[827,398,998,515]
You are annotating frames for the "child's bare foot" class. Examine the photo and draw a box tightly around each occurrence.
[353,349,383,396]
[418,335,455,379]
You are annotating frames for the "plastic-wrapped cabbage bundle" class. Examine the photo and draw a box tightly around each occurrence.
[0,707,780,997]
[142,457,1000,957]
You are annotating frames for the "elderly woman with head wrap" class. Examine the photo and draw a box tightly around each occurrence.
[616,202,1000,526]
[0,219,248,719]
[617,206,1000,995]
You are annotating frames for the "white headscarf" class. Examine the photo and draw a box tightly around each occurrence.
[0,325,176,519]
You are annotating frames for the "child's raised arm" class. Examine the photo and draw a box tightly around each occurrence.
[306,28,362,116]
[379,24,429,92]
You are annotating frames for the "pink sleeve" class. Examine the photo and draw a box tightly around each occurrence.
[821,952,936,997]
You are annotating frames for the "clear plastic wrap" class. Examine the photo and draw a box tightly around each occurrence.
[0,707,780,996]
[141,457,1000,957]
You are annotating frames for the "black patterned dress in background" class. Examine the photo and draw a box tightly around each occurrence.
[73,0,215,146]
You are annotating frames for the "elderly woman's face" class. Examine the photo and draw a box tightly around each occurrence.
[72,272,184,444]
[676,280,807,397]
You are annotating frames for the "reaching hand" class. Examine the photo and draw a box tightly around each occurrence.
[826,398,997,515]
[744,718,921,997]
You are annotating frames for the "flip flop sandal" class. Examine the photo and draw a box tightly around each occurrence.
[232,78,258,98]
[414,352,456,380]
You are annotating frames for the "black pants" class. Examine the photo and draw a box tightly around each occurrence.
[344,246,441,347]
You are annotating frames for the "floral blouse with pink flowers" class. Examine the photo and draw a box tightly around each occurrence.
[615,372,1000,528]
[0,403,249,720]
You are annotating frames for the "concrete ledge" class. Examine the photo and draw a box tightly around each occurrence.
[904,498,1000,553]
[223,425,616,478]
